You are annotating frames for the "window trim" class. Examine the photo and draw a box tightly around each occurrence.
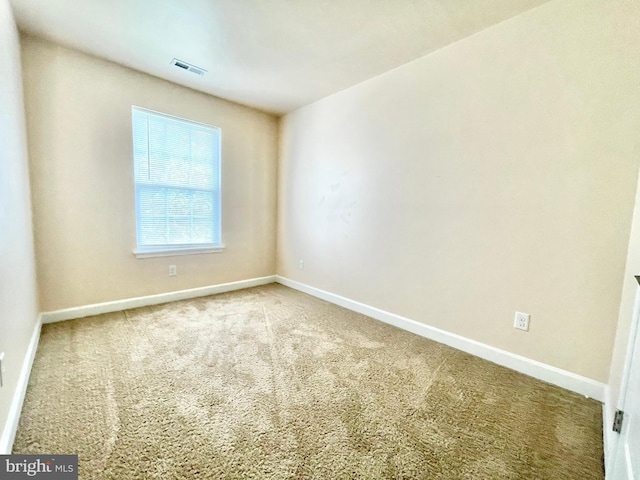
[131,106,223,258]
[133,244,225,259]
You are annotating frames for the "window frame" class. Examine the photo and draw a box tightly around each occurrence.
[131,106,224,259]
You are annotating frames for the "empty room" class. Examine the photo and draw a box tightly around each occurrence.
[1,0,639,478]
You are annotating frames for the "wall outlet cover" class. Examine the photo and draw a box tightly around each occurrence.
[514,311,530,331]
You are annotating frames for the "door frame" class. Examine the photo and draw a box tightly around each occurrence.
[606,278,640,478]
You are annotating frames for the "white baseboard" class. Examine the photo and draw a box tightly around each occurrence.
[0,316,42,454]
[41,276,276,323]
[276,276,606,401]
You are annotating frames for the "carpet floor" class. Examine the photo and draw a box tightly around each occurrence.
[13,284,603,479]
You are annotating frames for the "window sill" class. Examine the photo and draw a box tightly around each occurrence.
[133,245,225,259]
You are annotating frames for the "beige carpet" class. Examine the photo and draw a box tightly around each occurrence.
[14,284,603,479]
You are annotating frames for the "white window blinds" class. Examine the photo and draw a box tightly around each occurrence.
[132,107,222,255]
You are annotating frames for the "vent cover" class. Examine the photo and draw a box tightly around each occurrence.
[171,58,207,76]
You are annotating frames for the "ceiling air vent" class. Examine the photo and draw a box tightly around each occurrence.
[171,58,207,76]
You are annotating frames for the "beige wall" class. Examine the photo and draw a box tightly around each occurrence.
[0,0,40,449]
[21,36,278,312]
[278,0,640,382]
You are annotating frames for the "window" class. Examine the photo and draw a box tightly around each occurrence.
[132,107,222,258]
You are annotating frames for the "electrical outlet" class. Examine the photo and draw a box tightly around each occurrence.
[169,265,177,276]
[0,352,4,387]
[514,312,530,331]
[299,260,304,270]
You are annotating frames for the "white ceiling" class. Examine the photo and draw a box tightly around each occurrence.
[9,0,551,115]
